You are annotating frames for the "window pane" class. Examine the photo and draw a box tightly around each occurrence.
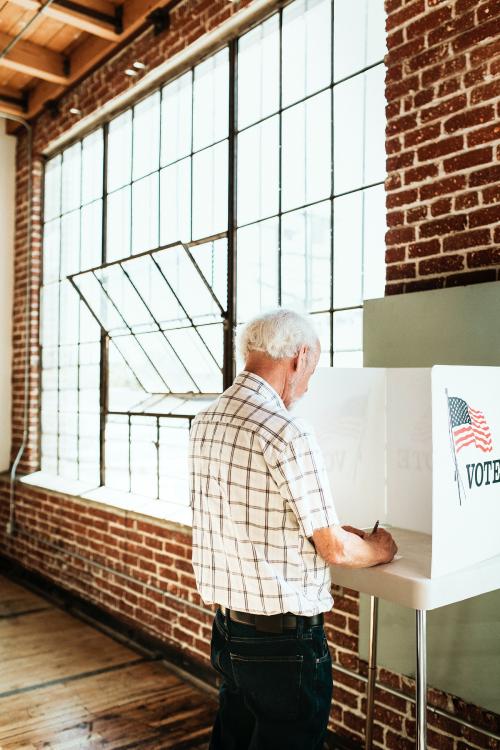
[281,201,331,312]
[44,155,61,221]
[132,172,159,253]
[133,92,160,180]
[108,111,132,192]
[106,186,131,262]
[130,417,158,497]
[363,184,386,300]
[59,282,80,345]
[334,0,386,81]
[40,284,59,348]
[136,330,198,392]
[166,326,222,393]
[192,141,228,240]
[79,300,100,343]
[60,210,80,278]
[334,64,385,194]
[190,237,228,313]
[80,199,102,272]
[333,191,363,309]
[281,90,331,212]
[108,341,145,412]
[113,334,170,393]
[81,129,103,204]
[121,254,188,329]
[310,312,331,366]
[105,415,130,491]
[237,116,279,226]
[161,71,192,166]
[238,15,280,130]
[43,219,60,283]
[237,218,279,322]
[333,307,363,351]
[159,158,191,245]
[95,265,156,334]
[282,0,331,108]
[155,244,222,324]
[61,143,81,213]
[73,271,127,335]
[159,418,189,503]
[193,49,229,151]
[334,350,363,367]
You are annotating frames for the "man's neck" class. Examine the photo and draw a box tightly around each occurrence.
[244,362,287,402]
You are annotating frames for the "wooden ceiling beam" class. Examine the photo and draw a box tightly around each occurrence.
[0,31,68,84]
[0,84,26,116]
[19,0,180,120]
[7,0,121,42]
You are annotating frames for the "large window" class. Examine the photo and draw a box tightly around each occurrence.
[40,0,386,503]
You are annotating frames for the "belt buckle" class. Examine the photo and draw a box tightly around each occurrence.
[256,613,283,634]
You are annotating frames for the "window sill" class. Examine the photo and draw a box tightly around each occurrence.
[19,472,192,531]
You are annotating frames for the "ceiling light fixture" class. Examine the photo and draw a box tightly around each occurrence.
[133,61,146,69]
[125,68,138,76]
[69,107,82,115]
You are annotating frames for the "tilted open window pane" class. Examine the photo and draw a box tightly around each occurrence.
[70,240,226,398]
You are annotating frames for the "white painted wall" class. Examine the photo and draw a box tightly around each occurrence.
[0,120,15,472]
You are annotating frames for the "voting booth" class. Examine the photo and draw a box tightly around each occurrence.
[295,365,500,578]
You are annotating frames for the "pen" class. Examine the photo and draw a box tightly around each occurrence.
[371,520,379,535]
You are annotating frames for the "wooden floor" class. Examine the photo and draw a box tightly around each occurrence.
[0,574,217,749]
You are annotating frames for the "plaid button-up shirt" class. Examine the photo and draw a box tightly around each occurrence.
[189,370,339,616]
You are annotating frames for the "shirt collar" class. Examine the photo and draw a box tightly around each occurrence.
[234,370,285,410]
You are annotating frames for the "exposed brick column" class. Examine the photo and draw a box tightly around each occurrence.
[11,131,43,475]
[384,0,500,295]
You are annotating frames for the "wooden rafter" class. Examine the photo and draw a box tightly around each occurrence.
[0,31,68,84]
[3,0,182,126]
[0,83,25,115]
[7,0,121,42]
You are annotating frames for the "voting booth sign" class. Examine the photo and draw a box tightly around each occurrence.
[295,366,500,577]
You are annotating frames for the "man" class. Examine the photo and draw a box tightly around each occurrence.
[189,309,397,750]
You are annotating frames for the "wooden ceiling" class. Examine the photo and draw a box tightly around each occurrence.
[0,0,175,122]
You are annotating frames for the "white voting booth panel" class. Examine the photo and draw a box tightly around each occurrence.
[295,365,500,578]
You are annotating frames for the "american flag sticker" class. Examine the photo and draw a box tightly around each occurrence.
[448,396,493,454]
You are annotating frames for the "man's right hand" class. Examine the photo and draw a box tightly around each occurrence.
[312,524,398,568]
[367,528,398,564]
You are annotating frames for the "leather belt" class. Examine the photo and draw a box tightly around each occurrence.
[219,605,323,633]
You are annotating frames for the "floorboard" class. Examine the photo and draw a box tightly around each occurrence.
[0,574,215,749]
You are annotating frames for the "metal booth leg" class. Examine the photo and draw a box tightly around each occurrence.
[365,595,379,750]
[416,609,427,750]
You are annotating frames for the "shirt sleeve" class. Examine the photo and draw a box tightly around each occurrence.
[269,432,340,538]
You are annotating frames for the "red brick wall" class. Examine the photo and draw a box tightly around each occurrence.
[385,0,500,295]
[5,0,500,747]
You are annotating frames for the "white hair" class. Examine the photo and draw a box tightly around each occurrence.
[239,309,319,361]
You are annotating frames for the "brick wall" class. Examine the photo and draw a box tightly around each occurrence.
[4,0,500,747]
[384,0,500,295]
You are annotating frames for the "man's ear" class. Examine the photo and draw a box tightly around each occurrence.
[296,345,309,373]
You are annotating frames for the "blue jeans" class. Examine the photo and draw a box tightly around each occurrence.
[208,607,333,750]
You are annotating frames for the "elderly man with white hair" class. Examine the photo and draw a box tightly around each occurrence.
[189,308,397,750]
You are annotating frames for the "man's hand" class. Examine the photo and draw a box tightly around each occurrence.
[342,525,366,539]
[312,524,398,568]
[366,528,398,564]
